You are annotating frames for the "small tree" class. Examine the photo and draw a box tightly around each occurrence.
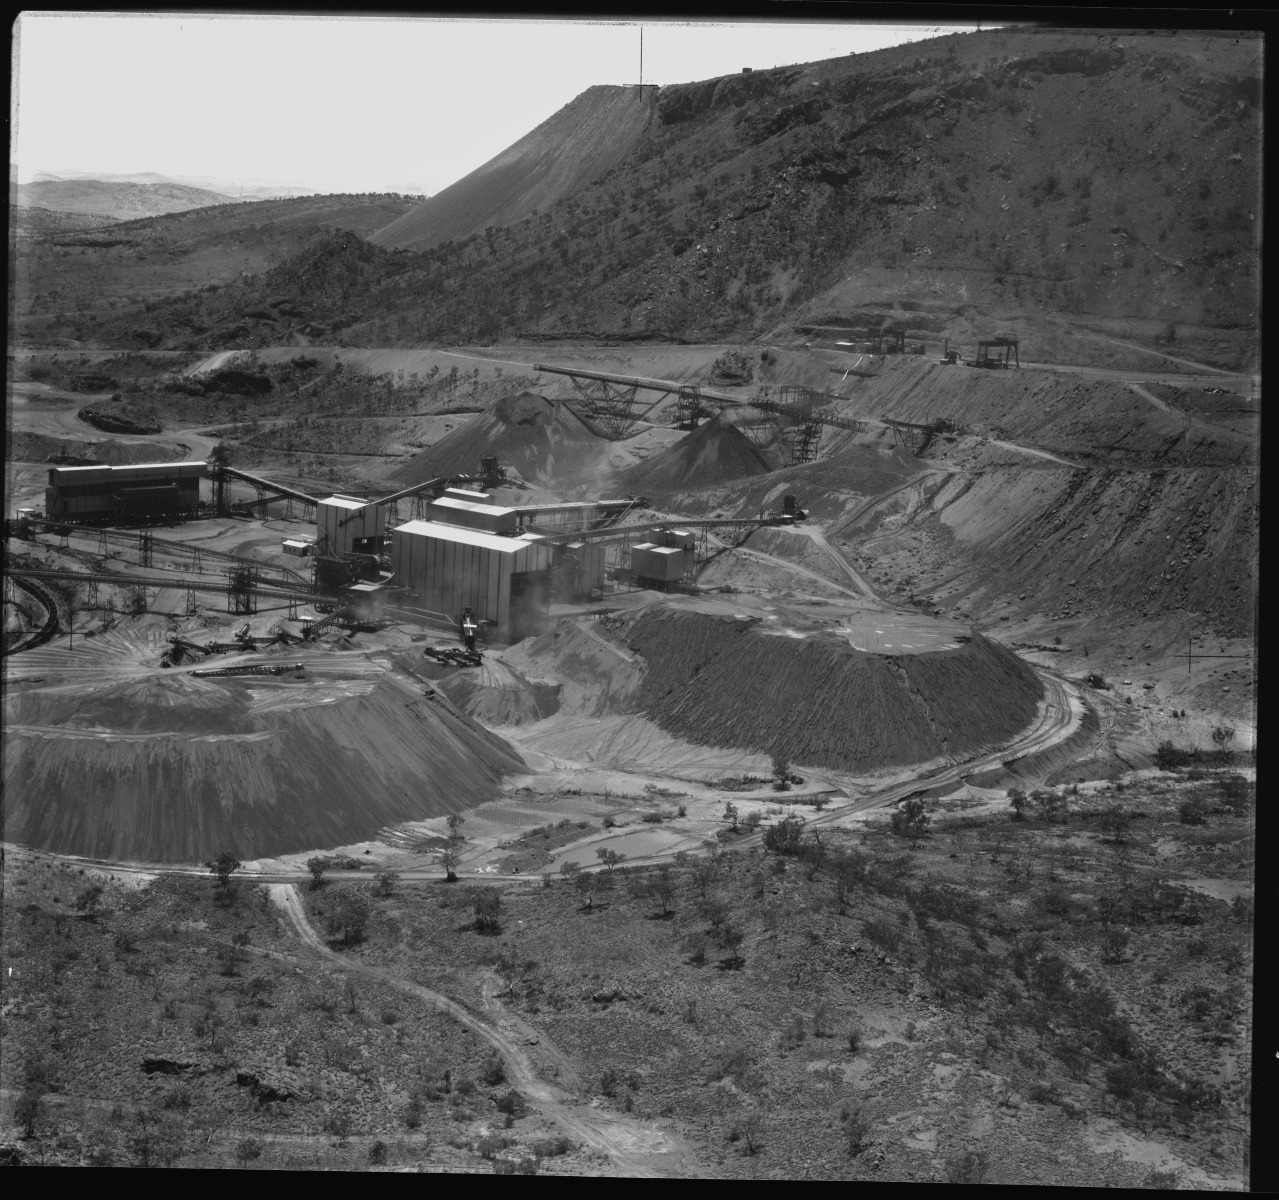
[717,922,745,967]
[1007,788,1029,821]
[763,815,806,856]
[595,848,627,874]
[845,1105,871,1156]
[575,870,598,911]
[75,882,105,919]
[1211,725,1235,764]
[945,1148,990,1184]
[436,846,461,883]
[1101,926,1131,963]
[306,856,330,890]
[235,1137,264,1167]
[325,890,371,946]
[375,870,400,897]
[723,802,740,831]
[1099,805,1131,843]
[650,867,677,917]
[734,1108,764,1155]
[890,797,930,844]
[208,851,241,887]
[15,1088,42,1139]
[771,753,791,792]
[691,857,719,895]
[471,888,502,934]
[220,929,251,976]
[447,813,467,839]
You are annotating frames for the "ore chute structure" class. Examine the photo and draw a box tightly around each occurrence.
[534,363,959,465]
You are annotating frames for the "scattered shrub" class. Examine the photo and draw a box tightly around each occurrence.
[945,1149,990,1184]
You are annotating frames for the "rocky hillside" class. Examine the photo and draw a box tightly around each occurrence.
[81,27,1259,369]
[15,178,236,220]
[370,84,657,252]
[12,195,423,341]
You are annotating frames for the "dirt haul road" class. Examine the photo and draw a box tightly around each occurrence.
[266,883,679,1177]
[9,379,219,460]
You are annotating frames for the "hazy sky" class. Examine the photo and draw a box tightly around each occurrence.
[13,13,985,196]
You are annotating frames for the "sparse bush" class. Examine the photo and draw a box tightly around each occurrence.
[1099,805,1131,842]
[530,1136,574,1159]
[368,1140,388,1165]
[478,1134,512,1160]
[945,1148,990,1184]
[683,931,709,965]
[1102,926,1131,963]
[862,917,901,953]
[233,1137,264,1167]
[375,870,399,897]
[891,797,930,843]
[763,815,806,856]
[1155,740,1190,771]
[74,882,105,918]
[494,1089,526,1118]
[306,856,330,889]
[208,851,241,887]
[323,890,370,945]
[469,887,502,934]
[14,1088,43,1138]
[482,1055,506,1086]
[840,1101,871,1155]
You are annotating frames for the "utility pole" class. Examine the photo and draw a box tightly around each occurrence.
[639,25,643,87]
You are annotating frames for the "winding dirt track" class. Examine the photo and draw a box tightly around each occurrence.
[266,883,671,1177]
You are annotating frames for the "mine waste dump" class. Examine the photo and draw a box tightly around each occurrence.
[619,412,773,494]
[605,605,1044,772]
[2,631,525,862]
[393,390,609,488]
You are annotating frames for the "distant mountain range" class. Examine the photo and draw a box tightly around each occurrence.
[16,178,240,221]
[29,170,319,201]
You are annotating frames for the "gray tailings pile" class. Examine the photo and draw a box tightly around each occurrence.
[393,391,609,488]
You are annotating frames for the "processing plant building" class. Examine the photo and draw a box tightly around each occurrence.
[390,520,554,641]
[44,462,207,525]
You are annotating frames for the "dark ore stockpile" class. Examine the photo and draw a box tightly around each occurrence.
[607,606,1044,772]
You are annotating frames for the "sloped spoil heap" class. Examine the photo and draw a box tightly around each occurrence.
[394,391,608,489]
[370,84,657,252]
[3,635,525,862]
[618,412,772,495]
[606,606,1043,772]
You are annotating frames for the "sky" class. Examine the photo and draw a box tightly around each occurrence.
[12,13,986,197]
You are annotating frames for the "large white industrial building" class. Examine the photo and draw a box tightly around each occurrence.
[390,520,554,641]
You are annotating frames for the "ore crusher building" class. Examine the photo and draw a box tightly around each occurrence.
[391,494,556,641]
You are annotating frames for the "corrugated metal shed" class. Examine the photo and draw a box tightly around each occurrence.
[442,487,492,504]
[633,544,692,582]
[317,495,385,557]
[425,496,518,534]
[391,520,551,635]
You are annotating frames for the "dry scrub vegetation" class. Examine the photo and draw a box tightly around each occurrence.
[1,758,1251,1179]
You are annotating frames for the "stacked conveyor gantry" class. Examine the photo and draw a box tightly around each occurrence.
[535,363,879,458]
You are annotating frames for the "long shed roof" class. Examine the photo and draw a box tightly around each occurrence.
[393,519,544,553]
